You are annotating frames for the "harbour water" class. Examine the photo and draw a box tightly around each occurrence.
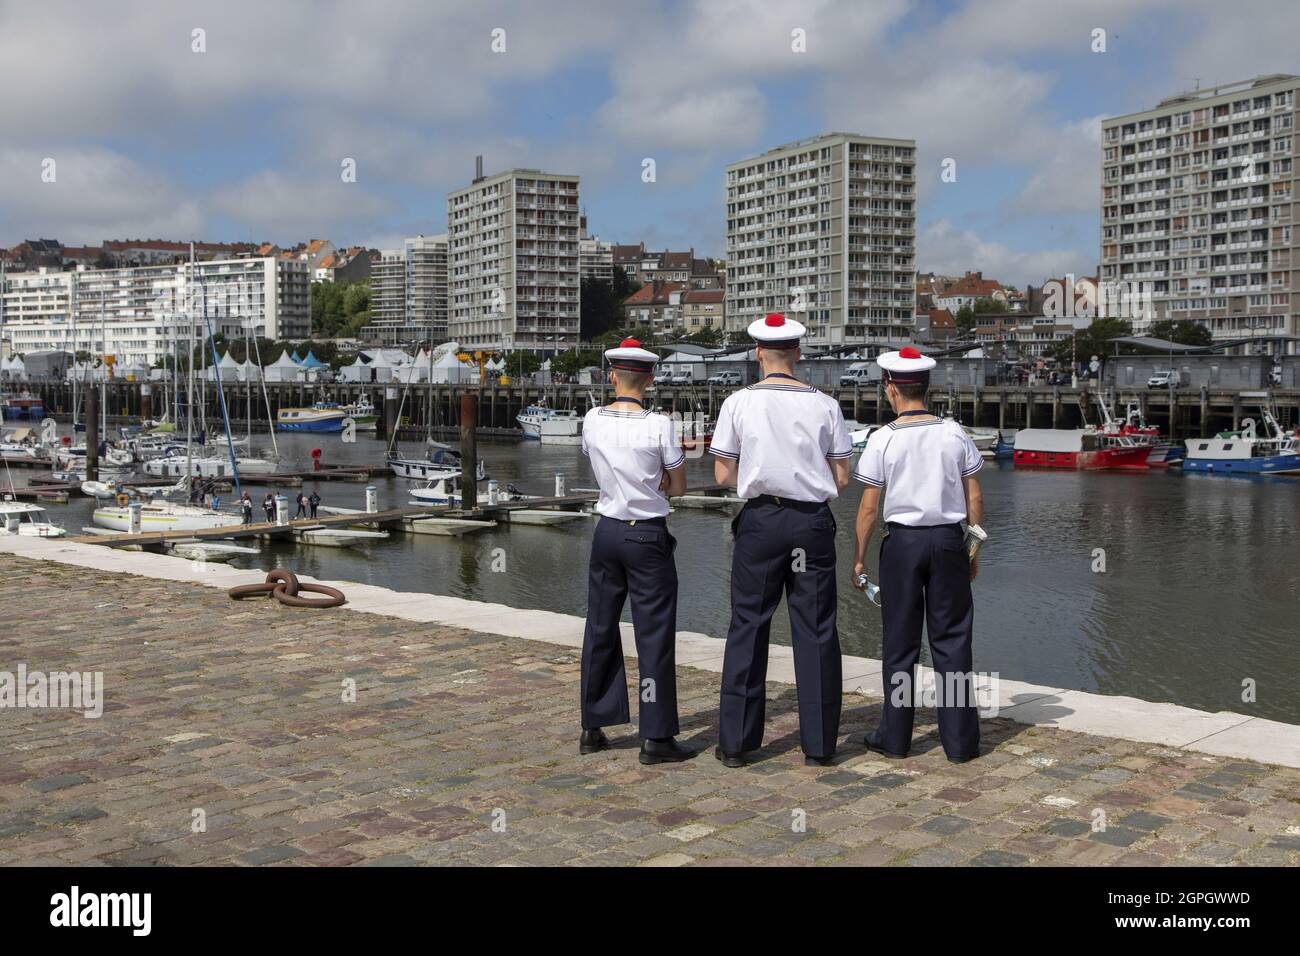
[27,430,1300,724]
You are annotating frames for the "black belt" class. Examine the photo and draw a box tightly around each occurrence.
[886,521,962,531]
[749,494,828,510]
[599,515,667,527]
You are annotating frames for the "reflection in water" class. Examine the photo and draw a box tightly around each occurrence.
[41,431,1300,722]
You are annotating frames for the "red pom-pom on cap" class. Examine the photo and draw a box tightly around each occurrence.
[764,313,786,327]
[620,338,641,348]
[899,346,922,359]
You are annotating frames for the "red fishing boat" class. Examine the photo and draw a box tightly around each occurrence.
[1013,429,1151,470]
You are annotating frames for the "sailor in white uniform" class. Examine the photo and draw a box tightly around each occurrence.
[579,339,696,764]
[851,347,984,763]
[711,313,854,767]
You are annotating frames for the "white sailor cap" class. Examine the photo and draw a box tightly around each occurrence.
[604,338,660,372]
[876,346,937,383]
[747,312,806,349]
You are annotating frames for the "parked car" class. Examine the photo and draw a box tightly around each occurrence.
[1147,370,1177,388]
[652,371,672,386]
[707,370,743,386]
[669,371,693,386]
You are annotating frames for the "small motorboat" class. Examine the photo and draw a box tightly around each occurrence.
[0,498,66,537]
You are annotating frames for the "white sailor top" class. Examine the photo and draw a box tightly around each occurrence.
[853,415,982,526]
[581,405,686,520]
[709,379,853,502]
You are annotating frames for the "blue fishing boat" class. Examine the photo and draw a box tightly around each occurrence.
[276,402,347,433]
[1182,407,1300,475]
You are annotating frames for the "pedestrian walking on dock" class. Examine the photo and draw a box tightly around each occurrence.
[578,338,694,765]
[295,492,307,519]
[308,491,320,518]
[241,492,253,526]
[851,347,985,764]
[262,493,275,523]
[712,314,853,768]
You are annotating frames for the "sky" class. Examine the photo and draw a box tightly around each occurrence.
[2,0,1298,287]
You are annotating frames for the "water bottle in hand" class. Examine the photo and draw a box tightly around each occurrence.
[855,572,882,607]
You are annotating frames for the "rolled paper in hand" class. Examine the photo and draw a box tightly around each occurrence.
[965,523,988,561]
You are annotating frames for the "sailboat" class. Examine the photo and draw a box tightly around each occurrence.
[93,248,244,533]
[387,343,468,476]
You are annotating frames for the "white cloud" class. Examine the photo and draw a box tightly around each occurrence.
[596,0,907,152]
[1016,116,1104,215]
[208,171,397,243]
[0,147,203,245]
[918,219,1094,288]
[0,1,622,138]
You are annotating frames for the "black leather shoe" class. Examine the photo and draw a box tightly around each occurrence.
[639,737,697,765]
[714,746,747,768]
[862,731,907,759]
[579,728,609,755]
[946,751,979,765]
[804,754,835,767]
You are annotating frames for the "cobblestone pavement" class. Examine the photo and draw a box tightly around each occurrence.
[1,555,1297,867]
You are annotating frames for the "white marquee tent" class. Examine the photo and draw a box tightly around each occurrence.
[263,351,303,383]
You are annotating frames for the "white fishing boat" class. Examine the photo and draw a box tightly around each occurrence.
[91,501,242,533]
[0,499,66,538]
[517,403,582,441]
[80,480,118,498]
[343,397,378,431]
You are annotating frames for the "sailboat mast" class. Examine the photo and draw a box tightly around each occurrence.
[100,291,107,438]
[195,244,206,444]
[426,334,434,443]
[200,276,243,500]
[184,256,193,497]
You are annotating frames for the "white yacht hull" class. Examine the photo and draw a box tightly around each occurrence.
[92,506,242,532]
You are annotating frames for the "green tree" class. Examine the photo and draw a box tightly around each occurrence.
[501,350,543,378]
[1147,319,1213,348]
[551,347,603,377]
[955,304,976,336]
[311,279,371,337]
[1050,316,1135,368]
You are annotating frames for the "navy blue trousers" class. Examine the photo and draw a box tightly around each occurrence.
[581,516,679,738]
[877,523,980,759]
[719,497,842,758]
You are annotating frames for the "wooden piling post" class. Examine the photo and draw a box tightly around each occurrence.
[459,390,478,506]
[85,384,99,481]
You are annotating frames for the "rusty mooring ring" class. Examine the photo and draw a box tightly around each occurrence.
[273,581,346,609]
[228,570,345,609]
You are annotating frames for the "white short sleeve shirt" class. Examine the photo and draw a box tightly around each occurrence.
[582,406,685,520]
[854,416,982,525]
[710,381,854,502]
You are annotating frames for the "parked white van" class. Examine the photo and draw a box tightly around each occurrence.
[839,362,881,387]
